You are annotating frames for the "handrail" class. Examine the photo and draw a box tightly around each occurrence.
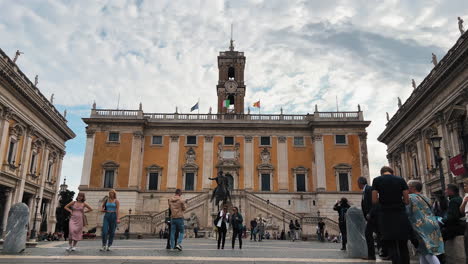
[245,191,301,220]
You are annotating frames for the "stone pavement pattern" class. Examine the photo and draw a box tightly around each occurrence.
[0,238,418,264]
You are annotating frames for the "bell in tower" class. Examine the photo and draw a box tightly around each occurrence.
[217,36,246,114]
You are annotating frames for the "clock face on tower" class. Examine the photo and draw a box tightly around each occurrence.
[225,80,238,93]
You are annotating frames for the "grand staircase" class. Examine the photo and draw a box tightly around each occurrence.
[117,190,340,238]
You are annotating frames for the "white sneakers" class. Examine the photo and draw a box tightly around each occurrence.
[100,245,111,251]
[66,246,76,252]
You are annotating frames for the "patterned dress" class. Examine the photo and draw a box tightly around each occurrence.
[407,193,444,256]
[69,202,84,241]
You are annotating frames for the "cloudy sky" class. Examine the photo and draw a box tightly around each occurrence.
[1,0,467,195]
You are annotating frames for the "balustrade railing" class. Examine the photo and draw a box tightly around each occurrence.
[92,109,363,122]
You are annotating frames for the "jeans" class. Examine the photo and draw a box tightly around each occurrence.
[102,212,117,247]
[250,228,256,241]
[170,218,184,249]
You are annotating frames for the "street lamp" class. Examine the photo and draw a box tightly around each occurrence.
[430,136,446,194]
[30,196,41,240]
[282,212,285,240]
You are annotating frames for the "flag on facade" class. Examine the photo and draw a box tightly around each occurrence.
[190,102,199,112]
[224,99,230,107]
[253,100,260,108]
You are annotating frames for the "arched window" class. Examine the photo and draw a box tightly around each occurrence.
[228,66,235,80]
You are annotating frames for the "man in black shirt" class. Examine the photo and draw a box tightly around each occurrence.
[372,166,411,264]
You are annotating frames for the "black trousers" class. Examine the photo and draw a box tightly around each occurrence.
[232,229,242,249]
[385,240,409,264]
[339,222,347,249]
[465,224,468,264]
[217,226,227,249]
[442,221,465,241]
[365,221,376,258]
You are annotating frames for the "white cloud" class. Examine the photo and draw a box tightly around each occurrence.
[60,154,83,197]
[1,0,467,189]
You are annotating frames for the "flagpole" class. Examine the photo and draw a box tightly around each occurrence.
[259,99,261,115]
[198,98,200,115]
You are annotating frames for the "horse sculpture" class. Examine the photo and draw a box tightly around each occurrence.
[209,170,231,209]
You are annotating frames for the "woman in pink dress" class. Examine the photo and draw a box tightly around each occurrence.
[64,192,92,251]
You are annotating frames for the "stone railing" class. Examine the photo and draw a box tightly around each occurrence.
[245,191,301,221]
[302,216,340,235]
[314,111,363,121]
[90,109,365,123]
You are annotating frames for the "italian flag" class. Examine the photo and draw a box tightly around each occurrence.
[224,99,231,107]
[253,100,260,108]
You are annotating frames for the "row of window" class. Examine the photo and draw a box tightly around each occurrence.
[103,170,351,192]
[6,137,56,182]
[107,133,349,146]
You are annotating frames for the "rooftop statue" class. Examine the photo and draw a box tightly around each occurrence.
[459,17,465,35]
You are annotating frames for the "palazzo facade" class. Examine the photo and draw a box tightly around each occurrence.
[79,43,370,236]
[0,48,75,237]
[379,31,468,196]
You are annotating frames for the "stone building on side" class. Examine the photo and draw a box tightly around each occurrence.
[378,32,468,196]
[79,42,371,237]
[0,48,75,236]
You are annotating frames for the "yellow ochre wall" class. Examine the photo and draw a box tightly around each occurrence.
[287,136,314,192]
[323,134,362,191]
[89,132,132,188]
[141,135,169,191]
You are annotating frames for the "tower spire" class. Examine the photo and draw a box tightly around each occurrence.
[229,23,234,51]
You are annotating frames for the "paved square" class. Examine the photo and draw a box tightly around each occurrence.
[0,238,413,264]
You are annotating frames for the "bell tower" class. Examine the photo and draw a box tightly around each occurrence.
[217,36,246,114]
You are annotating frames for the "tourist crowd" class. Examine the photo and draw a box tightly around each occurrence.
[334,166,467,264]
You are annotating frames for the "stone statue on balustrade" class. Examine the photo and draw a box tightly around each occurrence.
[209,170,231,208]
[459,17,465,35]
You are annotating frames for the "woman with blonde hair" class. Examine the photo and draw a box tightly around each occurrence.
[101,189,120,251]
[64,192,93,251]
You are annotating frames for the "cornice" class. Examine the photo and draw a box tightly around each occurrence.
[0,49,75,140]
[379,33,468,143]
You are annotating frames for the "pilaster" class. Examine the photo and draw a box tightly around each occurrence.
[202,136,214,190]
[80,129,95,187]
[277,136,288,191]
[313,135,326,191]
[14,128,33,203]
[244,136,254,190]
[166,136,180,190]
[128,131,144,188]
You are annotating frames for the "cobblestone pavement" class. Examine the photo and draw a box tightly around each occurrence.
[0,238,418,264]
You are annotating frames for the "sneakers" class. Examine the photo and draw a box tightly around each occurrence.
[66,246,72,252]
[100,246,107,251]
[106,246,111,251]
[71,247,76,251]
[175,244,182,251]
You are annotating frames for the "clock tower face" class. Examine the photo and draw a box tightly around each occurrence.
[216,44,246,114]
[225,80,238,93]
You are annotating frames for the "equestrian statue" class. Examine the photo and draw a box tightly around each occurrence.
[209,170,231,208]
